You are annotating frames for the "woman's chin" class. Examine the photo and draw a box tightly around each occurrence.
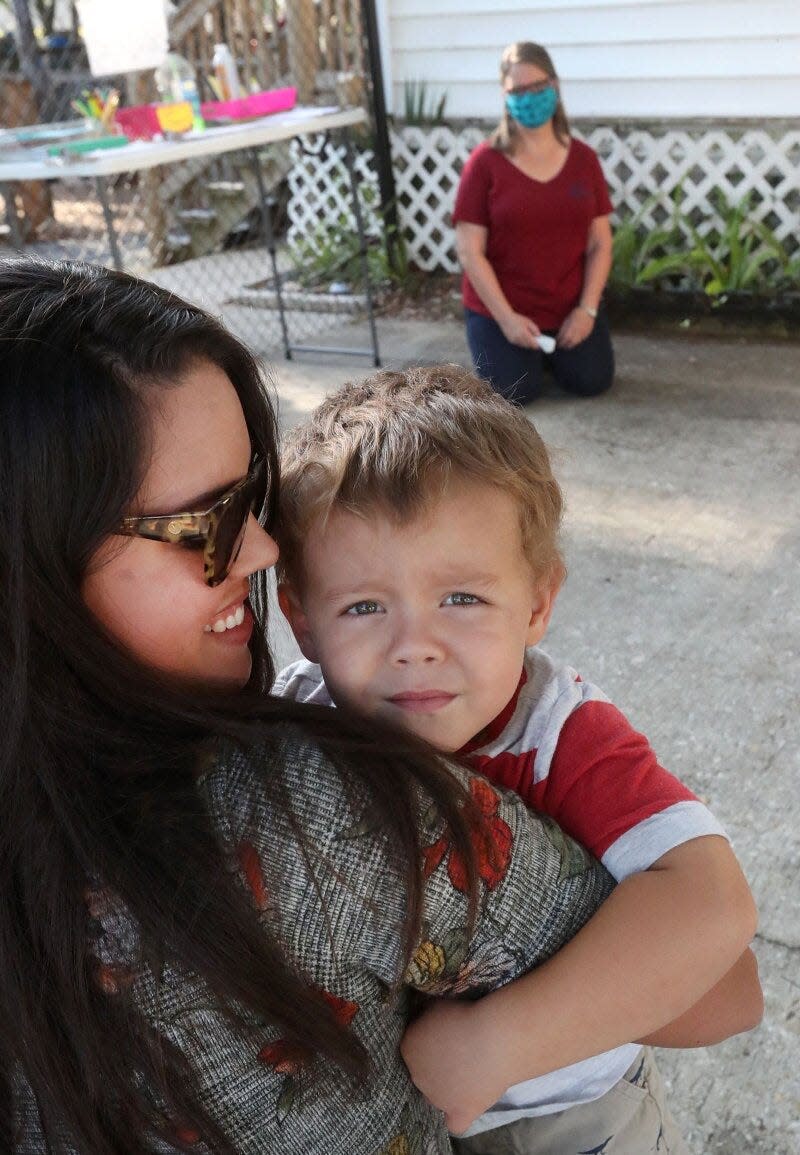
[180,651,253,692]
[215,654,253,689]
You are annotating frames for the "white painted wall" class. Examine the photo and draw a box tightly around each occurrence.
[376,0,800,119]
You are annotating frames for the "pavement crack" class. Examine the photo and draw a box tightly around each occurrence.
[754,931,799,952]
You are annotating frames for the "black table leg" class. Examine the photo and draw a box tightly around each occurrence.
[95,176,123,272]
[249,146,291,359]
[342,128,381,367]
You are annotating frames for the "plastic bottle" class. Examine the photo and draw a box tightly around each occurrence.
[212,43,242,102]
[155,53,205,130]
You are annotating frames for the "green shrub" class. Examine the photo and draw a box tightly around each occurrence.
[289,204,411,292]
[611,187,797,299]
[610,191,684,291]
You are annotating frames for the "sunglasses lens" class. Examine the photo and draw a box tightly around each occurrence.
[207,462,267,586]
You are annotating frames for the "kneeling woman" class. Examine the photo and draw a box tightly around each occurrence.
[453,41,615,404]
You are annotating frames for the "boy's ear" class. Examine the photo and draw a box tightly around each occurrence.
[526,574,562,648]
[277,583,320,663]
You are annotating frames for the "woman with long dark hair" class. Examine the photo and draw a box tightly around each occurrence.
[0,256,619,1153]
[0,258,754,1154]
[453,42,615,405]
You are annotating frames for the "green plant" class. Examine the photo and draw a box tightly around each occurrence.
[289,211,411,292]
[639,191,789,297]
[402,79,447,126]
[610,190,684,291]
[775,250,800,291]
[611,186,797,301]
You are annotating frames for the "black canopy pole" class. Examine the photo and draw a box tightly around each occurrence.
[361,0,401,268]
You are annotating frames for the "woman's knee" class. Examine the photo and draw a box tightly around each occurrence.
[553,319,615,397]
[475,357,542,406]
[465,314,543,404]
[558,362,615,397]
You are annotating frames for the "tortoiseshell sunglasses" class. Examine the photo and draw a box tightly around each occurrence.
[117,458,267,587]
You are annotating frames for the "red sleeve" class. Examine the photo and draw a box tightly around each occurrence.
[587,146,613,219]
[538,700,697,859]
[452,145,492,227]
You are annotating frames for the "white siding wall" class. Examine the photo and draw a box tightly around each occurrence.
[377,0,800,119]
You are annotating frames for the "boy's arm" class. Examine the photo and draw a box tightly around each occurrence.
[640,946,762,1048]
[401,835,757,1134]
[537,701,764,1047]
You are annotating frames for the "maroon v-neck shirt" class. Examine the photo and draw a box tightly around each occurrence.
[453,138,612,329]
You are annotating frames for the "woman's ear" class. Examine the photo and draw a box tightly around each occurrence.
[525,573,562,648]
[277,584,319,663]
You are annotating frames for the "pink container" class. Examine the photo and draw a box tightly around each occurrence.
[200,86,297,123]
[115,104,162,141]
[244,87,297,116]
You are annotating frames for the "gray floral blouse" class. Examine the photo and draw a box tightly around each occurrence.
[13,727,613,1153]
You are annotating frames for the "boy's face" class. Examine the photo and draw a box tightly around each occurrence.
[280,479,558,752]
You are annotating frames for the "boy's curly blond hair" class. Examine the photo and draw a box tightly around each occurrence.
[277,364,565,591]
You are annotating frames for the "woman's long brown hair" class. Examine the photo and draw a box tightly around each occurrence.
[0,258,479,1153]
[491,41,571,152]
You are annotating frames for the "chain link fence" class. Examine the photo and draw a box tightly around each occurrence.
[0,0,384,360]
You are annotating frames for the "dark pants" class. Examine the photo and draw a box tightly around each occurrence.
[465,307,615,406]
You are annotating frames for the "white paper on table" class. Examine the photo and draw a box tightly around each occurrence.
[77,0,168,76]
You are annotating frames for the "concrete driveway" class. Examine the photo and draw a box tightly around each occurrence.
[264,317,800,1154]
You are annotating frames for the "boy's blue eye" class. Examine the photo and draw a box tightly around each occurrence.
[443,592,481,606]
[345,600,382,615]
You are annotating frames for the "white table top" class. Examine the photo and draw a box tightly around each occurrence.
[0,105,366,182]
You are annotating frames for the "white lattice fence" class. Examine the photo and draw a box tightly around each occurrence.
[286,135,380,250]
[389,125,484,271]
[287,123,800,274]
[584,126,800,245]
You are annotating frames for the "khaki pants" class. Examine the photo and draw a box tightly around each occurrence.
[451,1048,690,1155]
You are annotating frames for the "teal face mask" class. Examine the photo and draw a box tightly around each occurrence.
[505,86,558,128]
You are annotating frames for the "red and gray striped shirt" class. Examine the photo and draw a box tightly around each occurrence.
[461,648,725,882]
[273,648,727,1121]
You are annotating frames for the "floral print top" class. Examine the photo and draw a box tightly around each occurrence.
[13,727,613,1153]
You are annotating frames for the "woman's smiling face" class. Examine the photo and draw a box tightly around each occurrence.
[82,359,279,687]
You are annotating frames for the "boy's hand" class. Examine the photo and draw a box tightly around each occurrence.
[400,998,510,1135]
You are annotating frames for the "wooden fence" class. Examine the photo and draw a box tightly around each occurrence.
[0,0,367,119]
[170,0,364,104]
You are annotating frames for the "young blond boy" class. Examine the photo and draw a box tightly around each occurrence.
[273,366,761,1153]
